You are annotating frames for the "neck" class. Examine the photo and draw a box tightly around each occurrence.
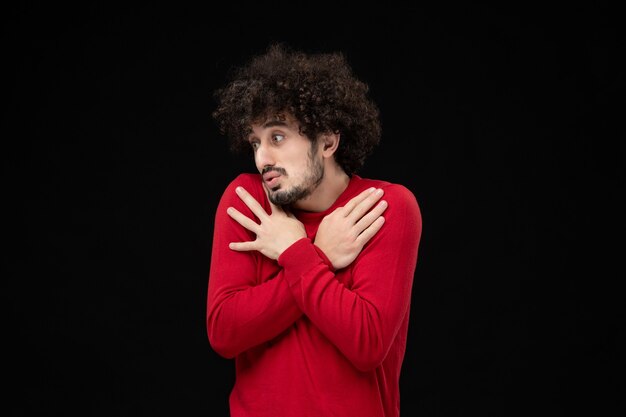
[292,161,350,212]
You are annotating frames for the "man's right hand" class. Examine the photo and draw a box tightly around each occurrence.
[227,186,307,260]
[314,187,388,270]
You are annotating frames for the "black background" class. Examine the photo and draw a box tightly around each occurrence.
[4,4,623,417]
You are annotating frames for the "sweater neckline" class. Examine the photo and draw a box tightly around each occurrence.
[291,174,363,223]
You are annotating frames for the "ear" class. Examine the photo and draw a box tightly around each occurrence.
[320,132,340,158]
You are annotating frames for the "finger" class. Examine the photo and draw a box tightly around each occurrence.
[355,216,385,247]
[227,207,260,233]
[259,184,279,215]
[235,186,269,220]
[348,188,384,222]
[228,241,258,252]
[341,187,376,216]
[354,200,388,234]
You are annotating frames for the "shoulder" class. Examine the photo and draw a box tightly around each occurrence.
[355,177,422,250]
[226,173,262,190]
[355,176,422,235]
[354,176,420,214]
[218,173,266,209]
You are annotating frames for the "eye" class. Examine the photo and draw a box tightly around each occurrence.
[249,140,260,150]
[272,134,285,143]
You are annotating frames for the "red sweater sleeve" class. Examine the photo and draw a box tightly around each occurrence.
[206,175,303,358]
[277,184,422,371]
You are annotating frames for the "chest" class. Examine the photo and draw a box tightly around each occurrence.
[255,221,356,288]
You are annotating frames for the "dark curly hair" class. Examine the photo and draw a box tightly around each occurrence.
[212,43,381,174]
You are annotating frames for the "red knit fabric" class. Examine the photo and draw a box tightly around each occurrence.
[207,173,422,417]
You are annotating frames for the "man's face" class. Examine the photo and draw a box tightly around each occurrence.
[247,115,324,206]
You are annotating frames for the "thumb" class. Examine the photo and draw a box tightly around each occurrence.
[261,185,283,215]
[283,207,297,218]
[268,199,285,215]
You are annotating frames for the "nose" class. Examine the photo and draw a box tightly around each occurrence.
[255,140,275,171]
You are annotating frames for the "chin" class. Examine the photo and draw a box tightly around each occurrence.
[268,189,297,206]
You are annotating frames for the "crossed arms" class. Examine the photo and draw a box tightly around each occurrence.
[206,174,421,370]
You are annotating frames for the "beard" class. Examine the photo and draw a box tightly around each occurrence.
[266,145,324,206]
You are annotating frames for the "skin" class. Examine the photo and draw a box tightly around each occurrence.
[226,114,387,269]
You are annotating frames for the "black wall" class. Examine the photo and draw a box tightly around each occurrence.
[5,4,623,416]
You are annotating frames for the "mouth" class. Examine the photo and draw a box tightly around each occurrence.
[262,171,282,189]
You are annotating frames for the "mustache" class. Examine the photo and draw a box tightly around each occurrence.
[262,166,287,176]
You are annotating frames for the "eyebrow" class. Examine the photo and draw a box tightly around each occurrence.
[247,119,291,141]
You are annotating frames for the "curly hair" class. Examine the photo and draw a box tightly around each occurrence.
[212,43,382,174]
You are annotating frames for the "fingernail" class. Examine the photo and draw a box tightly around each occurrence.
[368,187,376,193]
[375,188,383,196]
[235,186,242,194]
[379,200,387,207]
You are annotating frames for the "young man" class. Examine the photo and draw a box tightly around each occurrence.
[207,44,422,417]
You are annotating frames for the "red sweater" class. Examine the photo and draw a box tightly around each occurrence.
[207,173,422,417]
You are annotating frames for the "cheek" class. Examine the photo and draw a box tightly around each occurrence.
[253,154,264,172]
